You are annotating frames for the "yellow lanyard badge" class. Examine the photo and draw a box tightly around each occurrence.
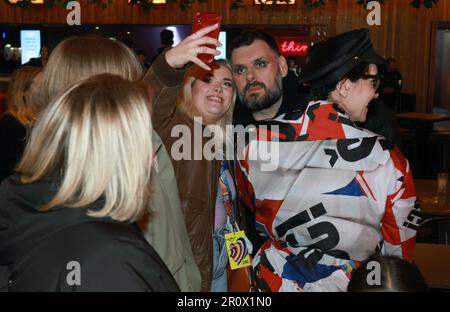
[225,230,251,270]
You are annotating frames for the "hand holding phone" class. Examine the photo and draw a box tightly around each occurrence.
[192,12,222,64]
[165,14,221,70]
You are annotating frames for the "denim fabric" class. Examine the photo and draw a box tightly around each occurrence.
[210,225,229,292]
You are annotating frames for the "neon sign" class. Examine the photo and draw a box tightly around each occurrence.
[277,39,309,56]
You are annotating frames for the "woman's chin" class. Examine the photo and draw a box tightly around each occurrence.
[206,109,225,119]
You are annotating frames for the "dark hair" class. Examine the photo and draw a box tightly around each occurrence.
[229,30,279,57]
[347,255,429,292]
[160,29,174,46]
[307,62,371,102]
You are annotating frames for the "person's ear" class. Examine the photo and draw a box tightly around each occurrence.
[278,55,288,78]
[335,79,352,98]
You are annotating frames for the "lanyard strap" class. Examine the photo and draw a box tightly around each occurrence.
[219,161,239,232]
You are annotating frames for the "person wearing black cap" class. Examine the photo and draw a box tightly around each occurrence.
[304,37,402,147]
[233,29,419,292]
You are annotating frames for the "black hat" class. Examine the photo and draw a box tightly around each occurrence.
[299,29,385,89]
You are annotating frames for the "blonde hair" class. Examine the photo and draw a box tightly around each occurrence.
[6,66,41,128]
[176,59,236,148]
[17,74,153,222]
[41,36,142,106]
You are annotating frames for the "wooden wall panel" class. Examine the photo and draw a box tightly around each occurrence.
[1,0,450,111]
[0,0,340,24]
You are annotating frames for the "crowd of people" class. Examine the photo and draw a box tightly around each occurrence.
[0,24,425,292]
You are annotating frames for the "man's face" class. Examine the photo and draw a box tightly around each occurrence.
[231,39,288,112]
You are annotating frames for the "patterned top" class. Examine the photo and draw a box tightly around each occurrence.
[235,100,419,292]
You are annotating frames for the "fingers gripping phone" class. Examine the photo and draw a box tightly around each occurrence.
[192,12,222,64]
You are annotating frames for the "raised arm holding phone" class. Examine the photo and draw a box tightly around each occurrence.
[144,17,242,292]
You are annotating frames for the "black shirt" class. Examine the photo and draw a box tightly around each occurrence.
[233,74,308,127]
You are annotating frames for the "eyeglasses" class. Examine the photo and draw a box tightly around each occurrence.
[360,74,380,90]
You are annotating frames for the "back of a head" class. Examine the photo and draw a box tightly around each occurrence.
[41,36,142,106]
[347,255,429,292]
[160,29,174,46]
[18,74,154,222]
[6,66,41,127]
[229,30,279,57]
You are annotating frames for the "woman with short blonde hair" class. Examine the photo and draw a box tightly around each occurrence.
[0,74,179,291]
[19,74,153,222]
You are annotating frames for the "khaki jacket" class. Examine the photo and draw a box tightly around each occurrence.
[139,130,202,292]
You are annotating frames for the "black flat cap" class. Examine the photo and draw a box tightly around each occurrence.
[299,29,385,88]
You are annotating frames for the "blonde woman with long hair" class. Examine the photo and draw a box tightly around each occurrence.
[0,66,40,182]
[0,74,179,291]
[39,37,142,106]
[144,24,239,292]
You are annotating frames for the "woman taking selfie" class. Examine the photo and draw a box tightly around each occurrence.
[144,23,239,291]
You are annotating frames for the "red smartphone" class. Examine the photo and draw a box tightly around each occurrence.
[192,12,222,64]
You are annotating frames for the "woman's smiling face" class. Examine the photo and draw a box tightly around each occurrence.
[191,64,234,124]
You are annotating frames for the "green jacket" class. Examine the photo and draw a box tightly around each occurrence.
[139,130,201,291]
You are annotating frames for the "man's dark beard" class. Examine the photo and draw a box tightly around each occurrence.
[239,76,283,112]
